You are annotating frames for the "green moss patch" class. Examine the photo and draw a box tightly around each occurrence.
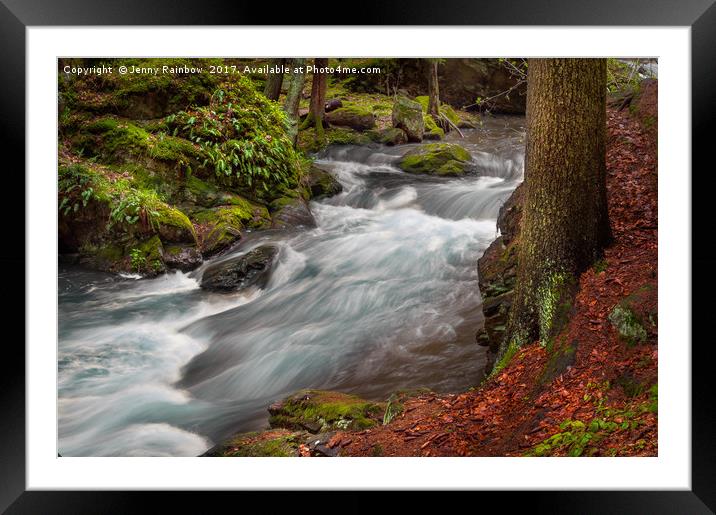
[65,58,220,118]
[59,160,201,273]
[414,95,461,127]
[297,126,373,153]
[397,142,472,176]
[194,201,269,255]
[305,166,342,200]
[423,114,445,140]
[490,338,521,377]
[324,105,376,131]
[537,272,576,343]
[268,389,385,433]
[609,303,647,347]
[206,429,306,457]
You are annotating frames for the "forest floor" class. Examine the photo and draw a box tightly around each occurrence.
[330,106,658,457]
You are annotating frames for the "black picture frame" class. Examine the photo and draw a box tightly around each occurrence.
[4,0,715,512]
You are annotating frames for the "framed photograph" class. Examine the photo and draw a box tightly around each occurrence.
[5,0,714,511]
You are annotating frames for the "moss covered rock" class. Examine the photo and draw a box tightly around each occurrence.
[66,58,219,119]
[129,235,166,275]
[297,126,373,153]
[391,95,424,142]
[153,203,196,244]
[370,127,408,146]
[58,161,203,275]
[72,117,202,177]
[397,143,473,176]
[194,201,270,256]
[325,105,376,131]
[423,115,445,140]
[204,429,307,457]
[414,95,465,137]
[441,103,462,127]
[182,175,243,208]
[305,165,343,200]
[607,282,656,347]
[414,95,461,127]
[609,302,648,346]
[476,183,524,375]
[268,389,385,433]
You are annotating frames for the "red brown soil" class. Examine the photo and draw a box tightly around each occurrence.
[331,106,658,457]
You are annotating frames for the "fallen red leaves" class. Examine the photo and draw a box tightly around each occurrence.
[336,107,658,457]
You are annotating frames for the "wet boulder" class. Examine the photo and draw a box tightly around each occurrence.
[325,105,376,131]
[397,142,473,176]
[270,197,317,229]
[370,127,408,146]
[497,182,524,244]
[391,95,424,142]
[476,183,524,374]
[199,245,278,292]
[162,245,203,272]
[306,165,343,200]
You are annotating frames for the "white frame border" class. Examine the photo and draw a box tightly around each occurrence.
[28,26,690,490]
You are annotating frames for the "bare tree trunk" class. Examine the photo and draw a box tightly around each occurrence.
[283,58,307,147]
[300,58,329,140]
[427,59,441,124]
[263,58,286,101]
[496,58,611,370]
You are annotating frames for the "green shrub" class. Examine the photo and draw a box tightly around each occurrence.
[165,78,301,197]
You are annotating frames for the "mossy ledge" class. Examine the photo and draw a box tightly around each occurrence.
[268,389,386,433]
[204,429,308,457]
[397,142,473,176]
[204,387,435,457]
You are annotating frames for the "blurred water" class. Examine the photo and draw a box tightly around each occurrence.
[58,115,525,456]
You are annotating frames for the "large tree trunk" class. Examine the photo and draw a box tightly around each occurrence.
[300,58,329,140]
[496,58,610,369]
[263,58,286,101]
[283,58,307,147]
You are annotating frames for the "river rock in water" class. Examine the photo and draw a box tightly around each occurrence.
[270,197,317,229]
[476,183,524,374]
[200,245,278,292]
[397,142,473,176]
[306,165,343,200]
[163,245,203,272]
[371,127,408,146]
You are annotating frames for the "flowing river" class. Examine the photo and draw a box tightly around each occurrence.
[58,116,525,456]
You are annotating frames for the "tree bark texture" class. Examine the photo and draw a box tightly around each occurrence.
[283,58,306,147]
[427,60,441,123]
[301,58,329,139]
[496,58,610,368]
[263,58,286,101]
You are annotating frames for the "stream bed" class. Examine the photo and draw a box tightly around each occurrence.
[58,116,525,456]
